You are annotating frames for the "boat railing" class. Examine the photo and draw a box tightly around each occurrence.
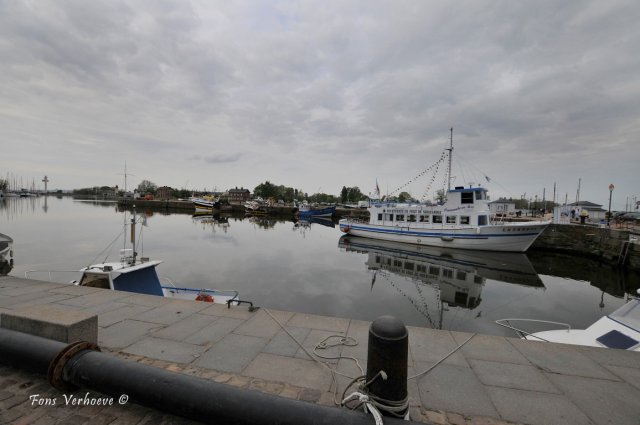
[159,277,239,299]
[24,269,81,283]
[495,318,572,342]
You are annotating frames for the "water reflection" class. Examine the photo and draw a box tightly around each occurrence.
[339,235,544,328]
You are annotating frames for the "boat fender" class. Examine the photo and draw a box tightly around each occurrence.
[341,225,350,233]
[195,293,214,303]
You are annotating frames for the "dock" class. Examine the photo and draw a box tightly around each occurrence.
[1,275,639,424]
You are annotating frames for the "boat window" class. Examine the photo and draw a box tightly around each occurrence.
[461,192,474,204]
[408,214,416,222]
[433,215,443,224]
[456,271,467,280]
[478,215,488,226]
[377,213,383,221]
[396,214,405,221]
[476,191,484,200]
[79,272,110,289]
[416,265,426,273]
[460,216,470,225]
[429,266,440,276]
[446,216,457,224]
[474,276,483,284]
[419,215,430,223]
[385,213,394,221]
[404,262,414,270]
[393,260,402,267]
[442,269,453,278]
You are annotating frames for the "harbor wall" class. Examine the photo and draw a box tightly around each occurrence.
[532,224,638,269]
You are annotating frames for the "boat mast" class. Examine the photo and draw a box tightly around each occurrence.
[447,127,454,192]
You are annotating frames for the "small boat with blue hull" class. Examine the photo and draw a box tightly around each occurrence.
[75,249,240,305]
[297,204,336,219]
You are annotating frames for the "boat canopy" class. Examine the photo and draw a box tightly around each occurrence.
[113,266,164,296]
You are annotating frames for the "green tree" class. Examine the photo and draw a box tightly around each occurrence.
[137,180,157,194]
[435,189,446,204]
[0,179,8,191]
[397,191,412,202]
[253,181,278,199]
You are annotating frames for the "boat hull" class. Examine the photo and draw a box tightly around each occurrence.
[298,205,336,218]
[339,219,548,252]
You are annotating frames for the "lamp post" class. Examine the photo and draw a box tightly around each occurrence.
[608,184,614,226]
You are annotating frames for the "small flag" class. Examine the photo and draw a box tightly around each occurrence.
[485,175,491,183]
[375,179,381,198]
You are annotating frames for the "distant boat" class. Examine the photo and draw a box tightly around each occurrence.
[192,197,220,210]
[497,292,640,351]
[339,130,549,252]
[297,203,336,219]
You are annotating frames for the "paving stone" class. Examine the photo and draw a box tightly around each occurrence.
[183,316,244,345]
[197,303,257,320]
[233,308,293,338]
[130,301,208,325]
[546,372,640,425]
[469,359,560,393]
[123,337,204,364]
[582,345,640,369]
[151,313,219,342]
[243,352,334,390]
[98,319,163,349]
[486,386,593,425]
[55,289,133,308]
[262,325,311,357]
[287,312,349,333]
[342,319,370,360]
[97,303,154,327]
[414,362,498,418]
[294,329,345,364]
[409,327,469,368]
[196,333,267,373]
[508,338,620,380]
[602,363,640,391]
[451,332,530,365]
[117,293,170,307]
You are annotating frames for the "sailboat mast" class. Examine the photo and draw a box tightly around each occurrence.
[447,127,454,192]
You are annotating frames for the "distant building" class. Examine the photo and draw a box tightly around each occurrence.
[156,186,172,200]
[489,198,516,215]
[227,187,251,204]
[567,201,607,221]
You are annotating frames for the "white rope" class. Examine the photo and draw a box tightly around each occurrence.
[342,391,385,425]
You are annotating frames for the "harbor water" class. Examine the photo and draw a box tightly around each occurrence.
[1,196,638,336]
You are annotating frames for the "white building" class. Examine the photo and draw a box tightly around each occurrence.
[489,199,516,216]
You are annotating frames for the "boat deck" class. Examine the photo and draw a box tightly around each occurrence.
[1,275,639,425]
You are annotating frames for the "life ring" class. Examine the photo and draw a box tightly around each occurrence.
[195,293,214,303]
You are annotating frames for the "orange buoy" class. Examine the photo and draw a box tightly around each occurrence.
[195,293,214,303]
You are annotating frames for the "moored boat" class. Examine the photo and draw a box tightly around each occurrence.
[192,197,220,210]
[297,203,336,219]
[339,130,549,252]
[496,291,640,351]
[0,233,13,275]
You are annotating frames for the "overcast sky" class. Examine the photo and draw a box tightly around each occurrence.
[1,0,638,209]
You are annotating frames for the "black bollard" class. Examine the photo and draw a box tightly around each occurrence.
[366,315,408,417]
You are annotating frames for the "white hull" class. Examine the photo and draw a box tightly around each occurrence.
[339,220,548,252]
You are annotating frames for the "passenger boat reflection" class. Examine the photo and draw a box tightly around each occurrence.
[339,235,543,327]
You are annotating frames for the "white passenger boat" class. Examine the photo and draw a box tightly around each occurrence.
[339,130,550,252]
[497,291,640,351]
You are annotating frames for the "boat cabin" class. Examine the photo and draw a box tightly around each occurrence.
[369,186,491,227]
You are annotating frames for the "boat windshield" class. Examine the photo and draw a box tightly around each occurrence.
[609,300,640,331]
[79,272,111,289]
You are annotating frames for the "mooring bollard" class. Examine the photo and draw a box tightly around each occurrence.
[366,315,408,418]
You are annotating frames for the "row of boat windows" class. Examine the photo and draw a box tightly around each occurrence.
[376,256,484,284]
[377,213,488,226]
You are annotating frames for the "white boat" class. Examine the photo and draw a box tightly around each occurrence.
[192,197,220,210]
[496,291,640,351]
[339,130,550,252]
[0,233,13,275]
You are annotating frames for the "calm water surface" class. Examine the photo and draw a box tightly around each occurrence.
[1,196,638,337]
